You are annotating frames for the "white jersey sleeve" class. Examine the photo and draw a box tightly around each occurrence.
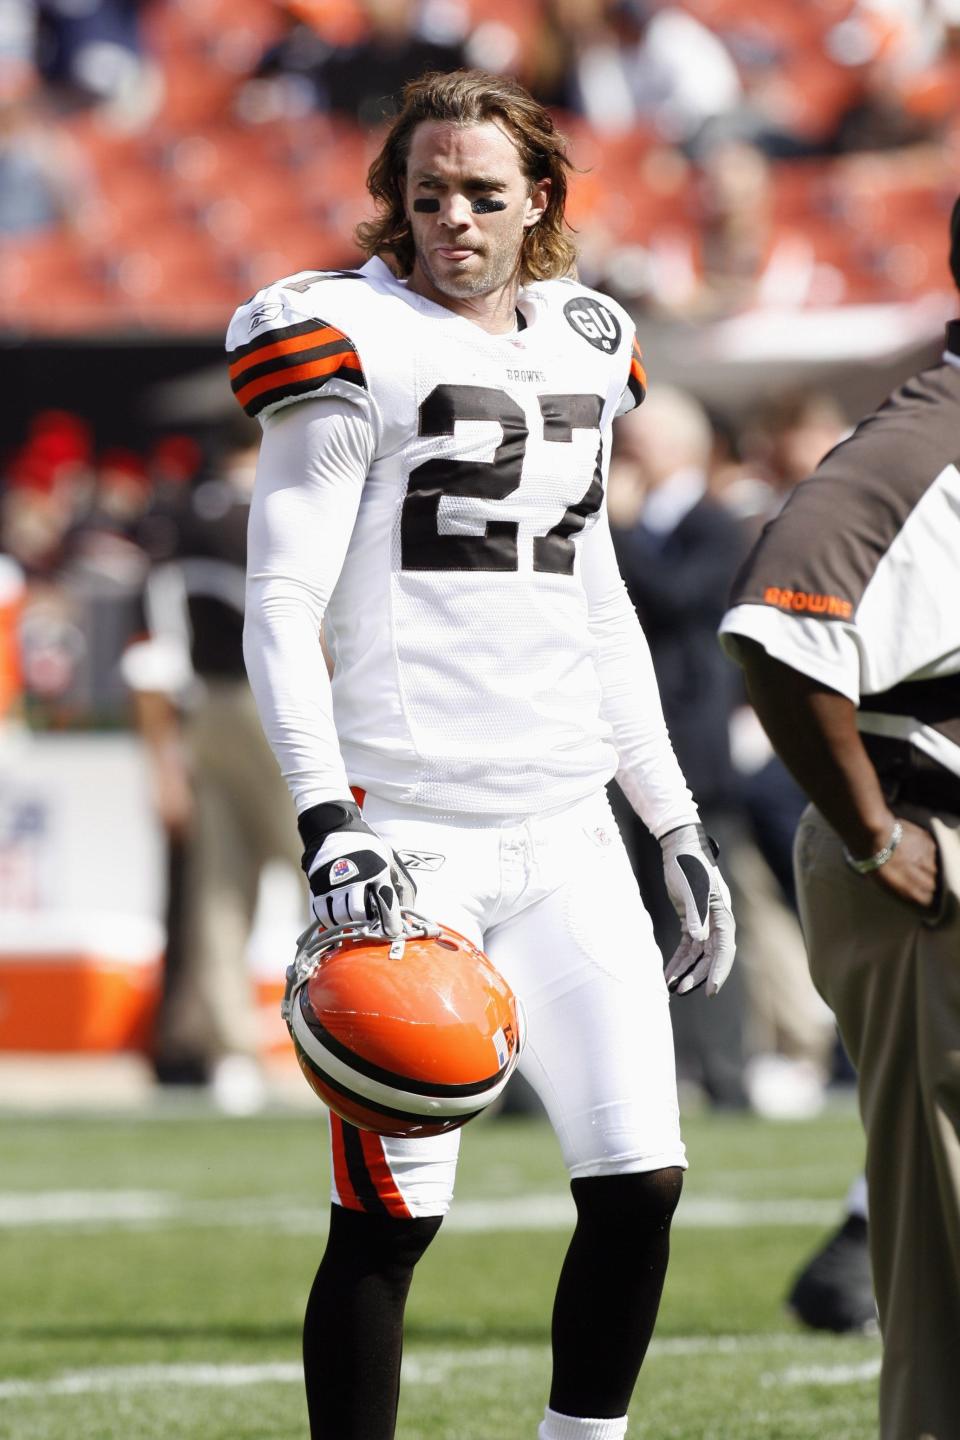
[242,395,375,812]
[580,505,699,837]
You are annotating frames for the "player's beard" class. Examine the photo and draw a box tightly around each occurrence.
[418,219,526,301]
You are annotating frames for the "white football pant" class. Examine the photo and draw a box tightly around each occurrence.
[326,788,686,1219]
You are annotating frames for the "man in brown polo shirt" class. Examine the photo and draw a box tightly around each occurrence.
[719,199,960,1440]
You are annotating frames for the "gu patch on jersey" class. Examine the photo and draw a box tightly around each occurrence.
[563,297,622,354]
[331,857,359,884]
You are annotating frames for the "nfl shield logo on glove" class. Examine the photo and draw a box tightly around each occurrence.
[331,857,358,884]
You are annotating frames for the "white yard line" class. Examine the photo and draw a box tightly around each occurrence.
[764,1359,882,1387]
[0,1337,881,1403]
[0,1362,303,1399]
[0,1190,840,1232]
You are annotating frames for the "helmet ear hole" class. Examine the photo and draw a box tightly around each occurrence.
[287,919,525,1138]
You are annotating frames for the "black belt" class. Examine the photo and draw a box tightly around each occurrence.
[861,733,960,813]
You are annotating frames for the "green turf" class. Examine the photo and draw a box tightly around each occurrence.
[0,1100,877,1439]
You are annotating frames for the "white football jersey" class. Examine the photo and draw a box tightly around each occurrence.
[227,258,696,822]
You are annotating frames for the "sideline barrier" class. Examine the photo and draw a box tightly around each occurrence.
[0,733,301,1058]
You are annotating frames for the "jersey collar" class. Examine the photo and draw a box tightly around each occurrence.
[360,256,538,338]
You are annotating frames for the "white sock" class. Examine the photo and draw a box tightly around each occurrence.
[845,1174,868,1221]
[538,1408,628,1440]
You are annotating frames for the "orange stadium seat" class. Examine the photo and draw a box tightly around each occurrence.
[0,234,111,333]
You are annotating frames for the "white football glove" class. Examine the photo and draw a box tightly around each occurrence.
[660,823,736,998]
[299,801,416,939]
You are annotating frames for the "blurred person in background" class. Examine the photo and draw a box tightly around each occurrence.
[250,0,468,128]
[36,0,160,129]
[640,139,821,322]
[531,0,742,147]
[720,199,960,1434]
[608,384,749,1108]
[0,63,90,236]
[724,389,850,1115]
[610,386,838,1116]
[122,418,304,1112]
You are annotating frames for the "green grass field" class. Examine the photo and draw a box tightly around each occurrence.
[0,1097,879,1440]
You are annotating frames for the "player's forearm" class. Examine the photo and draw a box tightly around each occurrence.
[243,585,352,812]
[585,518,699,836]
[739,640,895,857]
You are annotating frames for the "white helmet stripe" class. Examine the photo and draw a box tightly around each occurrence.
[290,1005,516,1118]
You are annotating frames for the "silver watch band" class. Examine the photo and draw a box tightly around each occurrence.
[843,820,904,875]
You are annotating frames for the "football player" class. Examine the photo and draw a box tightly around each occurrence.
[228,68,735,1440]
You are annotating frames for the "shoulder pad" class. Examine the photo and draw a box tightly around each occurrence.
[226,271,368,420]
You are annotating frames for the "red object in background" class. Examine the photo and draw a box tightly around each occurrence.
[148,434,203,486]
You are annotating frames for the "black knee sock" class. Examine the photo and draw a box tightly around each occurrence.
[303,1205,442,1440]
[549,1168,684,1418]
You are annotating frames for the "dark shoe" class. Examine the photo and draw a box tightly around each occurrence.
[152,1055,210,1087]
[787,1215,877,1333]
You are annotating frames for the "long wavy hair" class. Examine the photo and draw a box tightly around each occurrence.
[355,69,577,283]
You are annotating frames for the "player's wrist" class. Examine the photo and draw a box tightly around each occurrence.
[842,819,904,875]
[297,799,371,858]
[659,822,719,861]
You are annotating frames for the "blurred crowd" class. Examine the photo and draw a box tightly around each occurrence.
[0,0,958,328]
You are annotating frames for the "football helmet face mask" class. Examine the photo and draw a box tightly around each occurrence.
[281,912,526,1138]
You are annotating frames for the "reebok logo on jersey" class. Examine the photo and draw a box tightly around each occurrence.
[585,825,613,848]
[248,301,283,331]
[763,586,853,619]
[563,297,622,354]
[395,849,446,871]
[331,858,359,883]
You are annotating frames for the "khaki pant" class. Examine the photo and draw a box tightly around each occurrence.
[156,682,303,1063]
[794,803,960,1440]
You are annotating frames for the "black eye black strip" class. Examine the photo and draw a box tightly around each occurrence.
[471,198,506,213]
[413,198,440,212]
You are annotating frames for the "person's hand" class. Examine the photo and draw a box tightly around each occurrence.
[873,817,939,912]
[299,800,416,938]
[149,740,194,838]
[660,823,736,997]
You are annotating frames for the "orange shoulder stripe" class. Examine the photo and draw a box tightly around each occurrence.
[228,325,343,382]
[234,350,364,409]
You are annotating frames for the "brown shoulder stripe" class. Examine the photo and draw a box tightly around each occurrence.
[228,318,366,418]
[627,337,647,406]
[227,316,322,364]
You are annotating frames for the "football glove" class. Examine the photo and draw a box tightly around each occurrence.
[660,823,736,998]
[298,800,416,939]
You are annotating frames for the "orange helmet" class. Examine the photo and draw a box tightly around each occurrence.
[282,914,526,1138]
